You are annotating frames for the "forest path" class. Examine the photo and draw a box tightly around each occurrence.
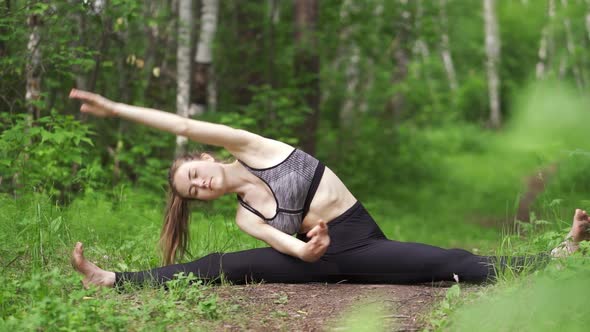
[212,283,454,331]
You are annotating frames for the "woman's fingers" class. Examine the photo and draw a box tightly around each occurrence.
[70,88,116,117]
[307,220,327,238]
[318,220,327,234]
[70,88,99,104]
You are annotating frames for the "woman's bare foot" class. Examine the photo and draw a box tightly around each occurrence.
[569,209,590,243]
[71,242,116,288]
[551,209,590,257]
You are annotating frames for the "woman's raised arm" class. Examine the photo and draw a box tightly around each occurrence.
[69,89,260,152]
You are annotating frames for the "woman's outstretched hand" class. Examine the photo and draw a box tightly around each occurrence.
[300,220,330,262]
[69,89,117,118]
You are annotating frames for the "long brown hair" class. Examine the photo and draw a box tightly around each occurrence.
[159,153,201,265]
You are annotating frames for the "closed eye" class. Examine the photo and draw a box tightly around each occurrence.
[188,169,198,196]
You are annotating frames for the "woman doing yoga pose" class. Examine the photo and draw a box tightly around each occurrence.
[69,89,590,288]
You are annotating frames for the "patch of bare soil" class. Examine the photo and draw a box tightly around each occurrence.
[214,283,454,331]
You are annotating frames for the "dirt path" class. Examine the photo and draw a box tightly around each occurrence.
[214,283,453,331]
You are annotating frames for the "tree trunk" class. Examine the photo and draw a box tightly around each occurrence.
[158,0,179,102]
[88,0,108,93]
[142,0,160,103]
[72,1,88,91]
[176,0,193,155]
[190,0,219,117]
[267,0,280,90]
[413,0,438,105]
[338,0,360,131]
[294,0,319,155]
[484,0,501,129]
[0,0,10,58]
[386,0,411,122]
[439,0,458,93]
[536,0,555,79]
[26,7,42,120]
[359,2,384,114]
[559,0,584,89]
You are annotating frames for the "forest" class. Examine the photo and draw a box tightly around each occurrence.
[1,0,590,331]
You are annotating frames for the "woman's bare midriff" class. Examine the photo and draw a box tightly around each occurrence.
[301,166,358,233]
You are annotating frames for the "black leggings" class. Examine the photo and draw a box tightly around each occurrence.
[115,202,548,286]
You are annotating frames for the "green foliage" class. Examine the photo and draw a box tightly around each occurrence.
[0,111,99,200]
[212,85,308,146]
[447,258,590,332]
[165,273,219,320]
[330,301,387,332]
[427,284,463,330]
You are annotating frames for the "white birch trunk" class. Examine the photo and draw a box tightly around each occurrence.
[338,0,359,130]
[26,12,42,119]
[413,0,437,103]
[439,0,458,92]
[536,0,555,79]
[559,0,583,89]
[190,0,219,116]
[176,0,192,154]
[484,0,501,128]
[71,1,88,91]
[388,0,411,120]
[359,2,384,114]
[269,0,280,24]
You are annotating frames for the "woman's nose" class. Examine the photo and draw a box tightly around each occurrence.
[193,178,206,187]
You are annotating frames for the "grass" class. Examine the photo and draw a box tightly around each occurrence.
[2,146,589,331]
[0,175,583,331]
[3,81,590,330]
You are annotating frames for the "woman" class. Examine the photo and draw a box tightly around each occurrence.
[69,89,589,288]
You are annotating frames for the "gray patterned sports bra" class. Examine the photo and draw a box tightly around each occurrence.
[237,149,325,235]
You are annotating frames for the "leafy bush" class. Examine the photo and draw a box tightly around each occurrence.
[0,111,100,200]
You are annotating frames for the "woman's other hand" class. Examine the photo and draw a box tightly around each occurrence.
[69,89,117,118]
[300,220,330,262]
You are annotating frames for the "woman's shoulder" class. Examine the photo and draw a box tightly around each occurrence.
[232,137,295,169]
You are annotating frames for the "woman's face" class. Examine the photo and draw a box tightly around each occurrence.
[172,159,225,201]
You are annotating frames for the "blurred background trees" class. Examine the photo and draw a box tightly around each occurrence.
[1,0,590,214]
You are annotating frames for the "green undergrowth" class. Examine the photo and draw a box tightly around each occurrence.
[425,246,590,332]
[423,207,590,331]
[0,182,511,331]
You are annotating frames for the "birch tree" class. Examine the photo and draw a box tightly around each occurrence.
[266,0,280,91]
[439,0,458,93]
[26,3,43,120]
[72,2,88,92]
[338,0,360,131]
[0,1,10,59]
[536,0,556,79]
[294,0,319,154]
[190,0,219,116]
[558,0,583,89]
[413,0,437,104]
[359,2,385,114]
[484,0,501,128]
[387,0,411,121]
[142,0,161,102]
[176,0,193,155]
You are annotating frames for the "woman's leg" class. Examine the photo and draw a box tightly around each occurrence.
[329,239,549,284]
[115,247,338,287]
